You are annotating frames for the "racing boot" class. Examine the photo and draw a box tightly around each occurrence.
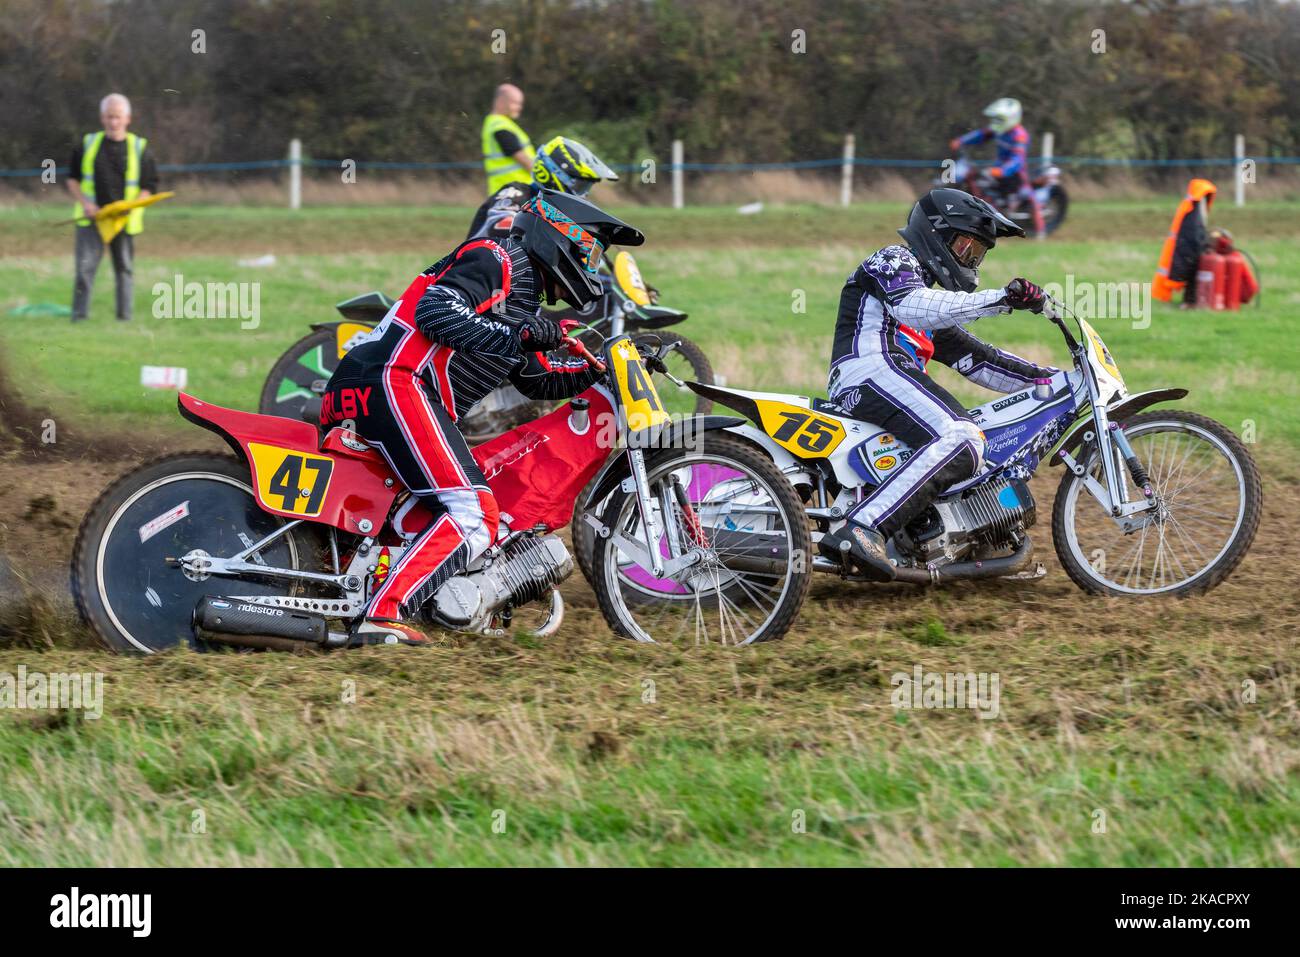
[350,618,429,647]
[819,518,896,582]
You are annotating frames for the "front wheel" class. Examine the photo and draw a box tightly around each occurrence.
[72,453,320,653]
[1038,185,1068,236]
[1051,411,1261,597]
[590,434,812,645]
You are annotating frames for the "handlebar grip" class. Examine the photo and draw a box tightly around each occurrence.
[563,337,606,372]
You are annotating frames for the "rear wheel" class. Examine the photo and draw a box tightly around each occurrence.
[72,453,320,653]
[591,434,812,645]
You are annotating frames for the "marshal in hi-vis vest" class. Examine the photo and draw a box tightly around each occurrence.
[481,114,534,195]
[72,131,149,235]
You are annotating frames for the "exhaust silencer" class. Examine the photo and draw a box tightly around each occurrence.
[194,596,328,647]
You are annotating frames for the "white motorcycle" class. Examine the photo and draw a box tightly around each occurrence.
[584,298,1261,599]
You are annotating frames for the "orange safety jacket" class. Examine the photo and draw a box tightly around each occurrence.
[1153,178,1216,302]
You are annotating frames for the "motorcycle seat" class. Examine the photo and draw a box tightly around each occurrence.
[319,426,386,464]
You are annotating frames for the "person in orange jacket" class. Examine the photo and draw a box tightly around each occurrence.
[1153,179,1216,307]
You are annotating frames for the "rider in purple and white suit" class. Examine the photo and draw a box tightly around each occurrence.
[820,189,1056,581]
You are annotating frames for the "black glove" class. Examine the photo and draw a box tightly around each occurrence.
[1004,278,1046,313]
[519,316,565,351]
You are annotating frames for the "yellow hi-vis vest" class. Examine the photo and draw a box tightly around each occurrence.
[73,131,148,235]
[481,114,534,195]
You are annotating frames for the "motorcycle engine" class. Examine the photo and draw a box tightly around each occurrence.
[430,535,574,631]
[905,477,1037,565]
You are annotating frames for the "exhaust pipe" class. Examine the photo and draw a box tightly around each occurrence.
[194,596,329,649]
[891,537,1035,584]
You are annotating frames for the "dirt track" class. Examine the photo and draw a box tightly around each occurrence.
[3,359,1297,659]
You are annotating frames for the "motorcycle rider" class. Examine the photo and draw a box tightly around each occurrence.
[951,97,1044,236]
[820,188,1056,581]
[320,190,644,644]
[467,136,618,240]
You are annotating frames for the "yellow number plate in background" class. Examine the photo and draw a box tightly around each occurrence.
[335,322,374,359]
[610,337,671,433]
[248,442,335,517]
[754,399,846,458]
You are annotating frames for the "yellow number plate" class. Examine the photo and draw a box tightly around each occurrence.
[754,399,846,458]
[1079,319,1124,383]
[613,251,651,307]
[610,336,671,434]
[335,322,374,359]
[248,442,335,517]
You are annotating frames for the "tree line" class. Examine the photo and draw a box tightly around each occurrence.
[2,0,1296,176]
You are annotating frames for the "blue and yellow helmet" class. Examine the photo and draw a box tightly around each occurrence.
[532,137,618,196]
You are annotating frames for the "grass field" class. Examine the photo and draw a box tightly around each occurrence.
[1,200,1298,865]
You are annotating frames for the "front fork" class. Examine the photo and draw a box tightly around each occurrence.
[1058,378,1160,531]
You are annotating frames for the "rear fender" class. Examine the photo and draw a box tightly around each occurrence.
[178,393,399,534]
[1049,388,1189,466]
[626,305,688,330]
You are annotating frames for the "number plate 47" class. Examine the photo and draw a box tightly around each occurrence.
[755,401,846,457]
[248,442,335,517]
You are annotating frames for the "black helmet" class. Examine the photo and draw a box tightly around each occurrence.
[511,189,644,307]
[898,188,1024,292]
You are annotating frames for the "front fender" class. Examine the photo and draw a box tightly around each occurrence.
[579,415,745,511]
[1049,388,1189,466]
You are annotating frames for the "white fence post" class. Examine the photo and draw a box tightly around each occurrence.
[840,133,855,208]
[1041,132,1054,166]
[289,138,302,210]
[671,139,684,209]
[1234,134,1245,207]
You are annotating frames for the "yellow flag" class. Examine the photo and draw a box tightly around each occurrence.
[91,191,175,243]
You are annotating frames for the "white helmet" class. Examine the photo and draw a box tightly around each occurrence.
[983,97,1022,134]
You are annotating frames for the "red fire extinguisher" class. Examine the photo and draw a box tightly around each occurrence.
[1222,249,1243,310]
[1196,250,1225,309]
[1201,228,1261,310]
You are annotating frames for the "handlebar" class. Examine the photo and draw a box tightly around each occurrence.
[1041,294,1081,353]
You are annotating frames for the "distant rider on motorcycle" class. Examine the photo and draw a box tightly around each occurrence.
[466,136,618,240]
[820,188,1057,581]
[320,190,643,644]
[951,98,1044,236]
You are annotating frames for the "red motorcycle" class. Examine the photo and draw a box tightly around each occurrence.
[933,150,1068,237]
[72,336,810,652]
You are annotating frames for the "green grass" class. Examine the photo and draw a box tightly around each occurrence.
[3,201,1298,445]
[1,638,1295,867]
[2,200,1298,866]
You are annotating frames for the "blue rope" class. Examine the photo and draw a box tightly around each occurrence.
[4,154,1298,178]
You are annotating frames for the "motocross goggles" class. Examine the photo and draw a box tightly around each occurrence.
[949,233,990,269]
[522,195,605,273]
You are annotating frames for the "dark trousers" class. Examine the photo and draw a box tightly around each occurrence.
[72,225,134,320]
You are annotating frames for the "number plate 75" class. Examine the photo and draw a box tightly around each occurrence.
[754,401,846,457]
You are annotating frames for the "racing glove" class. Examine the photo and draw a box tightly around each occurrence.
[1004,278,1046,314]
[520,316,565,351]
